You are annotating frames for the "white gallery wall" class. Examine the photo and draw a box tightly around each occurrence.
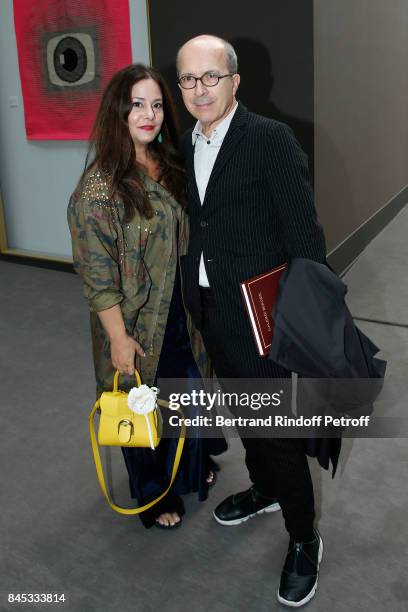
[0,0,151,259]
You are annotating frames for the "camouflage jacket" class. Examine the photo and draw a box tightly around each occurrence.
[68,168,210,395]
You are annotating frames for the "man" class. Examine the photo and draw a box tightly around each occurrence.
[177,35,327,608]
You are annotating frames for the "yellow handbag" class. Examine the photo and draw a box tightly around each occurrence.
[89,370,185,515]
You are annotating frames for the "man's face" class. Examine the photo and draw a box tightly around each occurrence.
[178,42,240,132]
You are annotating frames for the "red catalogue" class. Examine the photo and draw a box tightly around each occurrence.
[240,263,287,356]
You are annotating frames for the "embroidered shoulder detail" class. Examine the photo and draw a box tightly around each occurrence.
[82,170,111,204]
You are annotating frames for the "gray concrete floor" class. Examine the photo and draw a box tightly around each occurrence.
[1,206,407,612]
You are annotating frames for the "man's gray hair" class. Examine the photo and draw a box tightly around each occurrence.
[223,40,238,73]
[176,36,238,74]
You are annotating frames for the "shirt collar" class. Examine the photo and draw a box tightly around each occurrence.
[192,101,238,145]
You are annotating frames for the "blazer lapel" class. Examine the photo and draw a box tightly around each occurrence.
[184,133,200,205]
[203,102,248,203]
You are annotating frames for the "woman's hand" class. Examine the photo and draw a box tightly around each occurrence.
[110,334,145,375]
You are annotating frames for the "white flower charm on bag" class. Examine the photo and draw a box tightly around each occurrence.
[127,384,159,414]
[127,385,159,450]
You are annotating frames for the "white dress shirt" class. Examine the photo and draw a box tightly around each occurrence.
[192,102,238,287]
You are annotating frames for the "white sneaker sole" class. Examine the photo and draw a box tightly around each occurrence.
[277,532,324,608]
[213,501,281,526]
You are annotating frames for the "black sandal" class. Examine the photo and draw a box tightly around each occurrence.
[155,514,183,529]
[151,493,185,529]
[206,458,221,488]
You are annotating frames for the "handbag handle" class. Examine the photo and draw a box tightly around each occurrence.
[89,397,185,516]
[113,369,142,392]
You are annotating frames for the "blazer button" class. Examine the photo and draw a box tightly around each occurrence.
[200,220,208,228]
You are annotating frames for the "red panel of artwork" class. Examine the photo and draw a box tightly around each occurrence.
[13,0,133,139]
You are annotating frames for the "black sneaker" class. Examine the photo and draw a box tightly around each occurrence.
[213,486,280,526]
[277,528,323,608]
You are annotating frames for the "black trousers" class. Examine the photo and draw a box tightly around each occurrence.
[199,287,315,541]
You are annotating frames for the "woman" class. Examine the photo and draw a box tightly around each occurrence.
[68,64,226,529]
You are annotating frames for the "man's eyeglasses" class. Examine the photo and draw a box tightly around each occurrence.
[177,71,234,90]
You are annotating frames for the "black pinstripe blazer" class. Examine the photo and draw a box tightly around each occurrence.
[180,101,326,333]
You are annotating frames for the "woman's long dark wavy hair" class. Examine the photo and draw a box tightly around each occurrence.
[83,64,186,222]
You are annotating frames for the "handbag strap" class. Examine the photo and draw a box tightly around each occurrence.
[89,398,185,515]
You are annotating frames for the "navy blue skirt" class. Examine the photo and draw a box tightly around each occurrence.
[121,265,227,527]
